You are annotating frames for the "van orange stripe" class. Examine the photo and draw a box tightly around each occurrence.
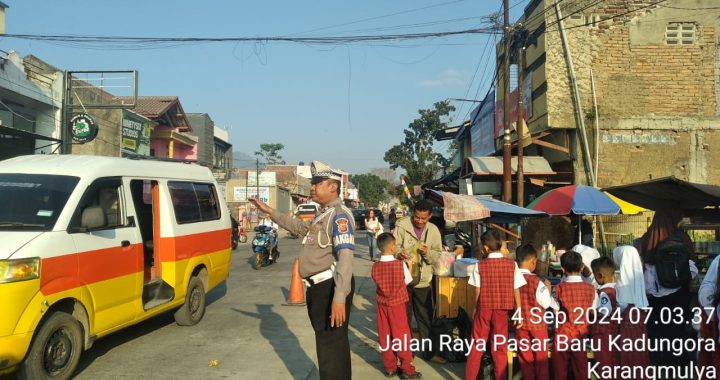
[41,244,143,296]
[40,228,230,296]
[157,228,231,263]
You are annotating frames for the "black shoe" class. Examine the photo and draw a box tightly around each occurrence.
[399,372,422,379]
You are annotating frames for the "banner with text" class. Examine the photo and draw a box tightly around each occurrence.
[233,186,270,203]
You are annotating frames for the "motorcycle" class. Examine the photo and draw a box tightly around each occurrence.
[252,225,279,269]
[231,216,248,250]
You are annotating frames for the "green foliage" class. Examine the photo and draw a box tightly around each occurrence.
[350,173,389,208]
[383,101,455,185]
[254,143,285,164]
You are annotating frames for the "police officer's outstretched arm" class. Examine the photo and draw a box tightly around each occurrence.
[330,209,354,327]
[249,197,309,237]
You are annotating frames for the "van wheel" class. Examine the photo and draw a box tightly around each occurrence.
[18,311,83,380]
[174,276,206,326]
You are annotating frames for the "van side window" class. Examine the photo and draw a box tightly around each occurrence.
[168,181,220,224]
[70,178,124,230]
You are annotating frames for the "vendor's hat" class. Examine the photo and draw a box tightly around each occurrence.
[310,160,342,184]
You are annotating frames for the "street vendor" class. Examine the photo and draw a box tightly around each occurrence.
[394,199,445,364]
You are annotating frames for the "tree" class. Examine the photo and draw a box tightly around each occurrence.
[350,173,389,208]
[383,101,455,186]
[254,143,285,164]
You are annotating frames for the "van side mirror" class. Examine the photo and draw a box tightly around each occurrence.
[81,206,107,231]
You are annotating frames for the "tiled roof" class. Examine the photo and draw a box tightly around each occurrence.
[115,96,178,119]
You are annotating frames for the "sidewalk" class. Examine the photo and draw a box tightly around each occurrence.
[344,236,465,380]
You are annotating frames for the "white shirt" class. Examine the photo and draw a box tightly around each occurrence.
[698,256,720,319]
[366,218,380,232]
[469,252,527,289]
[259,218,278,230]
[644,261,698,298]
[518,268,558,310]
[552,275,599,310]
[379,255,413,285]
[597,283,616,316]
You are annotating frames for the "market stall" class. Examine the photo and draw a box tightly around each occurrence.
[426,190,546,318]
[604,176,720,284]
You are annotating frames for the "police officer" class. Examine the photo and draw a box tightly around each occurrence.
[249,160,355,380]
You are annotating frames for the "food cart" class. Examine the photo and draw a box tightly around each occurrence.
[426,190,546,318]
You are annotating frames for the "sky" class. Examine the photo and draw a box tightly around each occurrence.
[1,0,526,174]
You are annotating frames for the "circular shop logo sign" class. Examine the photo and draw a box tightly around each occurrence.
[70,113,99,143]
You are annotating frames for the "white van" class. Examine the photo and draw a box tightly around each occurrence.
[0,155,232,379]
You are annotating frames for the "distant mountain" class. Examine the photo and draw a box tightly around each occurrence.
[231,151,256,169]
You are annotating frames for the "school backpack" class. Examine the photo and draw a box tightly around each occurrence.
[653,231,692,288]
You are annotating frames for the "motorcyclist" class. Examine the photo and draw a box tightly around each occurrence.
[258,213,279,259]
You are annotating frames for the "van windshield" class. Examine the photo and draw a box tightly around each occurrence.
[0,174,80,231]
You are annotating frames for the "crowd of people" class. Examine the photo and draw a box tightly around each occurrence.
[367,205,720,380]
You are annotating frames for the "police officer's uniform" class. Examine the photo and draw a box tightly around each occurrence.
[271,161,355,380]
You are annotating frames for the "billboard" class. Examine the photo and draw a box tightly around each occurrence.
[494,70,533,138]
[121,110,154,155]
[470,90,497,157]
[246,171,277,186]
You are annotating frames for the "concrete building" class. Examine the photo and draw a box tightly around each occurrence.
[507,0,720,192]
[0,51,63,160]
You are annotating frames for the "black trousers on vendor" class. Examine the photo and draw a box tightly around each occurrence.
[406,285,436,360]
[306,277,355,380]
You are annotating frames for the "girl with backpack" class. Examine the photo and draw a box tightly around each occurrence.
[640,209,698,367]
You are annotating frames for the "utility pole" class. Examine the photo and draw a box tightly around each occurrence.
[517,42,526,207]
[256,158,260,202]
[502,0,512,203]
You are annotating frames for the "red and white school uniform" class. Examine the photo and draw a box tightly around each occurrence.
[465,252,526,380]
[516,269,555,380]
[613,246,652,375]
[551,275,597,380]
[592,283,619,377]
[372,256,417,376]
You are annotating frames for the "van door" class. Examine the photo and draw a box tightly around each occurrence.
[68,177,142,334]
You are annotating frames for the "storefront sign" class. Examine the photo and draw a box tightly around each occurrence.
[247,171,277,186]
[121,110,154,155]
[70,113,98,143]
[602,134,674,144]
[233,186,270,203]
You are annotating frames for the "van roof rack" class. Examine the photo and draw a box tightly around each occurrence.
[123,153,196,164]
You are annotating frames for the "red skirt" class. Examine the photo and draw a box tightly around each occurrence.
[618,307,651,377]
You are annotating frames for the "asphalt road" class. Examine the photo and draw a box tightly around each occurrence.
[3,231,465,380]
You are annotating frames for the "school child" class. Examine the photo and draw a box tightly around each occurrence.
[551,250,597,380]
[612,246,652,372]
[516,243,556,380]
[371,232,422,379]
[465,229,526,380]
[590,256,619,376]
[698,254,720,379]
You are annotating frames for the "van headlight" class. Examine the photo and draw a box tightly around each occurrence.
[0,258,40,283]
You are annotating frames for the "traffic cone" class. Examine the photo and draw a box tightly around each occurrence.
[283,258,306,306]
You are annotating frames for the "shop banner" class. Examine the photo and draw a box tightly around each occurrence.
[233,186,270,203]
[122,110,154,155]
[470,90,496,157]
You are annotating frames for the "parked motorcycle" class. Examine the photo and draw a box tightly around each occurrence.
[231,216,248,250]
[252,225,279,269]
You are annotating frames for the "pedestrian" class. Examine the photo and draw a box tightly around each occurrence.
[698,255,720,379]
[365,209,382,261]
[372,232,422,379]
[248,206,259,232]
[550,250,597,380]
[465,229,526,380]
[249,160,355,380]
[589,256,619,376]
[389,207,397,232]
[639,209,697,366]
[393,199,445,364]
[515,243,554,380]
[612,245,652,373]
